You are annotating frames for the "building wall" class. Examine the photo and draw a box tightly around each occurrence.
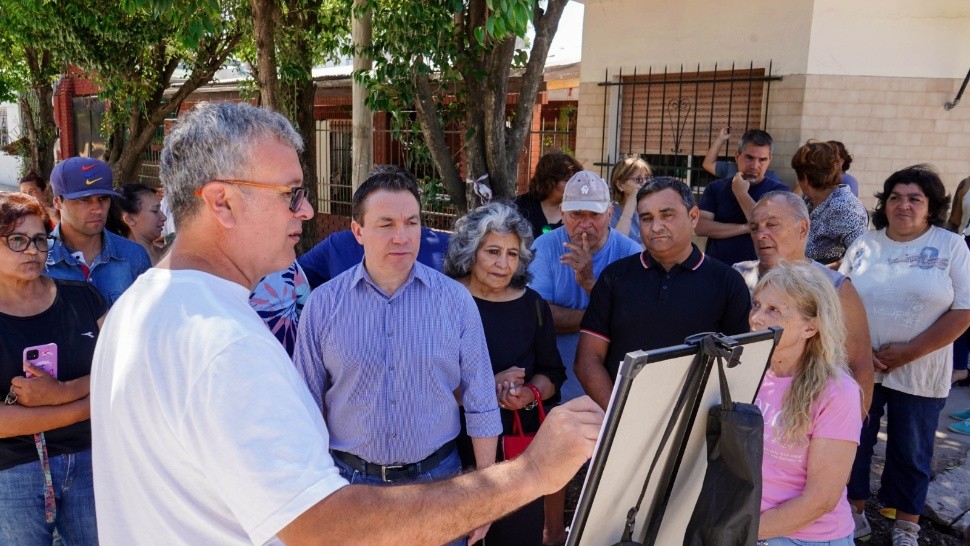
[772,75,970,205]
[576,0,970,209]
[579,0,814,81]
[808,0,970,78]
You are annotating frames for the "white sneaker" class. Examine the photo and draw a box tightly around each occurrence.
[891,520,920,546]
[852,508,872,541]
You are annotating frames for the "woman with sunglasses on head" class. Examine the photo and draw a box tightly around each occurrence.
[0,192,105,544]
[608,156,652,245]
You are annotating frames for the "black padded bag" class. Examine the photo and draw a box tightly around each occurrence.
[683,356,763,546]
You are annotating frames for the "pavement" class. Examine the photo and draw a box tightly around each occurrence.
[927,382,970,537]
[865,381,970,537]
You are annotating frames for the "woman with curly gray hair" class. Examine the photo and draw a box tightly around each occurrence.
[445,201,566,546]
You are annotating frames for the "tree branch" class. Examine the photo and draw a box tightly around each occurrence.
[413,65,466,213]
[482,34,516,198]
[506,0,568,176]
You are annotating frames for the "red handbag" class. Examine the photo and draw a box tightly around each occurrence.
[502,384,546,461]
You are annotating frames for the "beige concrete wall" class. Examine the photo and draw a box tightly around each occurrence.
[573,81,608,175]
[579,0,970,80]
[764,75,970,210]
[762,75,806,188]
[808,0,970,78]
[579,0,814,82]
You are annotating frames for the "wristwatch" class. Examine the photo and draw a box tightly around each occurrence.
[523,383,540,410]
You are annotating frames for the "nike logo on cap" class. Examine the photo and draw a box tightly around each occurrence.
[81,164,97,172]
[85,177,103,186]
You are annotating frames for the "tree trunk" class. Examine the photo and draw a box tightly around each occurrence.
[501,0,569,185]
[21,47,57,179]
[276,2,323,252]
[481,35,516,199]
[32,91,56,178]
[112,117,153,186]
[251,0,279,109]
[351,0,373,192]
[292,66,319,254]
[413,69,466,214]
[18,96,40,174]
[108,34,242,185]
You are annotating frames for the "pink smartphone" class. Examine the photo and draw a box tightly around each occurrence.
[23,343,58,379]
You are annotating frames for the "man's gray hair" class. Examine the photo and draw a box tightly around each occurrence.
[755,190,809,223]
[159,101,304,228]
[739,129,773,153]
[444,201,534,289]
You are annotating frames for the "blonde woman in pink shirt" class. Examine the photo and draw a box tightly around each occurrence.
[749,262,862,545]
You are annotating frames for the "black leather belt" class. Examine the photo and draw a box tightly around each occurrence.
[331,440,456,483]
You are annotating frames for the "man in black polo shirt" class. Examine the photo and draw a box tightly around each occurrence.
[574,176,752,410]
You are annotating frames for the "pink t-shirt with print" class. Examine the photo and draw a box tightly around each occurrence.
[755,370,862,541]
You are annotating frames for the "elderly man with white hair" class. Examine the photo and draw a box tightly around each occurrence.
[734,190,874,412]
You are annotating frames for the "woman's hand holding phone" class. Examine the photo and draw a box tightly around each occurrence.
[10,363,69,407]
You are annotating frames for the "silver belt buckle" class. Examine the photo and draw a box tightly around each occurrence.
[381,464,406,482]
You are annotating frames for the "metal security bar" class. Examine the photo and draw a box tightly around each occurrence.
[595,61,781,194]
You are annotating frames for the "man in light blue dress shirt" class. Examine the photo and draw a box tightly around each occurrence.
[294,169,502,544]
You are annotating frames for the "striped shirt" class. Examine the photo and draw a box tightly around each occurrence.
[294,261,502,465]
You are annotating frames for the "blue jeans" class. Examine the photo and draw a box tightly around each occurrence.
[333,448,466,546]
[0,448,98,545]
[760,535,853,545]
[847,384,945,515]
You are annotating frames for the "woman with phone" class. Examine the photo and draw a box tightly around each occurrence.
[0,191,105,544]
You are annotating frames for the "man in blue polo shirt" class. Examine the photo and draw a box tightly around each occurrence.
[696,129,789,265]
[45,157,151,307]
[575,177,751,410]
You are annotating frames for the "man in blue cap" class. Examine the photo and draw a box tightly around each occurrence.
[45,157,151,307]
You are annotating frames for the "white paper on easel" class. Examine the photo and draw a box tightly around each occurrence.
[568,330,777,546]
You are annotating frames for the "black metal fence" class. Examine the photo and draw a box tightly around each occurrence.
[595,62,781,194]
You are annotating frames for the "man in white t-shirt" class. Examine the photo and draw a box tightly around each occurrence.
[89,101,604,545]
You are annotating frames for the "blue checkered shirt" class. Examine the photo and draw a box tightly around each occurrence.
[294,261,501,465]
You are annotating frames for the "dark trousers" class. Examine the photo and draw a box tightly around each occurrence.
[847,384,945,515]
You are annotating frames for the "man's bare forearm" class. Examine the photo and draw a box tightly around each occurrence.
[282,457,541,545]
[695,216,749,239]
[279,398,604,546]
[840,282,873,413]
[549,303,584,333]
[574,333,613,410]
